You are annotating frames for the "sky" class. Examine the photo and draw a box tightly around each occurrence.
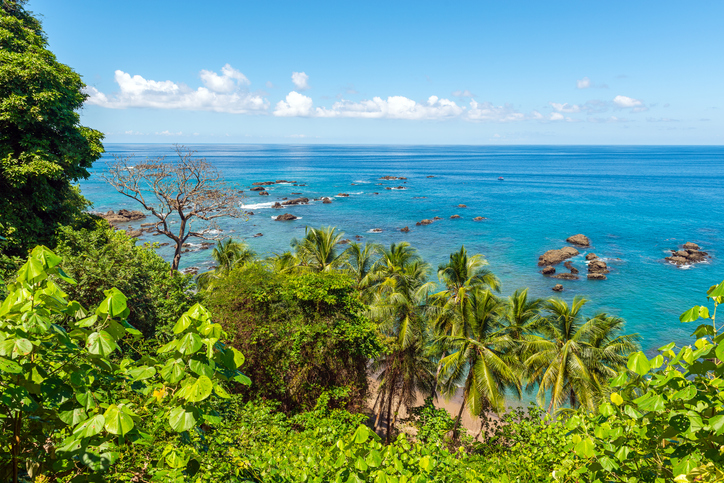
[28,0,724,144]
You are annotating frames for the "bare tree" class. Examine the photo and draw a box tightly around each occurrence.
[103,145,245,271]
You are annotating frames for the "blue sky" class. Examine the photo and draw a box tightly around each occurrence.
[29,0,724,144]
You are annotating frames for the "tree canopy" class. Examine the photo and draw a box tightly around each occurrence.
[0,0,104,255]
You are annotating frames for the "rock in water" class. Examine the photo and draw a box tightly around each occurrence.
[282,197,310,205]
[322,198,332,204]
[450,215,461,219]
[250,186,265,191]
[552,273,579,280]
[401,226,410,232]
[542,266,556,275]
[473,216,486,221]
[585,253,598,261]
[416,219,433,226]
[683,242,700,250]
[458,204,467,208]
[552,284,564,292]
[588,259,609,274]
[538,247,579,266]
[259,191,269,196]
[587,273,607,280]
[563,261,579,274]
[566,234,590,247]
[272,202,283,209]
[275,213,297,221]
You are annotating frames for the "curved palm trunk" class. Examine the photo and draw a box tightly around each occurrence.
[374,384,387,429]
[391,394,404,428]
[451,394,466,440]
[385,385,395,444]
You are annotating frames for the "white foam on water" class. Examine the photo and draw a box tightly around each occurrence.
[271,215,303,220]
[367,229,383,233]
[243,202,275,209]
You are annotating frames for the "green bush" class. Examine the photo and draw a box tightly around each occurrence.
[204,264,383,412]
[52,221,197,338]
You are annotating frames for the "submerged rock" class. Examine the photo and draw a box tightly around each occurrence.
[458,204,467,208]
[282,197,309,205]
[552,273,579,280]
[450,215,461,219]
[275,213,297,221]
[587,273,607,280]
[259,191,269,196]
[250,186,266,191]
[563,261,579,274]
[252,181,275,186]
[272,202,283,209]
[473,216,486,221]
[552,284,564,292]
[401,226,410,233]
[416,219,433,226]
[322,198,332,204]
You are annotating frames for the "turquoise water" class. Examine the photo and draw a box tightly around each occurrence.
[81,144,724,354]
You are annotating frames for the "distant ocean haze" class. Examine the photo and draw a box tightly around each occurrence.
[82,144,724,352]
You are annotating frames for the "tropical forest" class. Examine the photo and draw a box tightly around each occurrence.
[1,2,724,482]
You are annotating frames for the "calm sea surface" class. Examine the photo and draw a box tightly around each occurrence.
[81,144,724,354]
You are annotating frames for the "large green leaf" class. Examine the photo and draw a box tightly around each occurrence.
[161,359,185,384]
[189,359,214,378]
[180,376,213,402]
[96,287,128,318]
[679,306,701,323]
[104,405,135,436]
[73,414,106,438]
[627,351,651,376]
[87,331,118,357]
[31,246,63,269]
[59,408,87,426]
[0,357,22,373]
[177,333,203,355]
[0,338,33,358]
[172,314,193,334]
[169,406,196,432]
[127,365,156,381]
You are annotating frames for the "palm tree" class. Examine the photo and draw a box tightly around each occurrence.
[290,226,344,272]
[197,238,255,289]
[428,247,500,397]
[437,288,521,439]
[368,242,435,442]
[342,241,381,300]
[265,251,298,274]
[501,288,543,341]
[524,296,639,413]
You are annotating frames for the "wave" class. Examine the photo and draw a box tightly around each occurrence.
[242,202,275,209]
[367,229,383,233]
[271,215,302,220]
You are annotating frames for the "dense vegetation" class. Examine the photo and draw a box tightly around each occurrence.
[1,2,723,482]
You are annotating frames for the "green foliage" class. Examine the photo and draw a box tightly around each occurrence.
[405,397,456,445]
[0,246,248,482]
[204,264,382,412]
[0,2,104,254]
[52,221,197,338]
[564,280,724,482]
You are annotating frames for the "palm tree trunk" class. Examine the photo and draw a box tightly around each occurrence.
[451,392,466,440]
[570,389,576,408]
[374,384,386,429]
[385,388,395,444]
[391,395,404,428]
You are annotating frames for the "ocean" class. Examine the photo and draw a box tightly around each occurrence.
[80,144,724,354]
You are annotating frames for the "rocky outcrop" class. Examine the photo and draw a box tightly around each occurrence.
[552,273,579,280]
[665,242,709,266]
[552,284,564,292]
[98,209,147,225]
[416,219,433,226]
[450,215,461,219]
[401,226,410,233]
[380,176,407,180]
[250,186,265,191]
[126,228,143,238]
[272,202,283,209]
[338,239,351,244]
[563,261,579,274]
[337,193,349,197]
[253,233,263,237]
[322,198,332,204]
[182,267,199,275]
[587,273,607,280]
[275,180,295,184]
[458,204,467,208]
[537,247,579,266]
[282,197,309,205]
[542,266,556,275]
[433,216,442,221]
[259,191,269,196]
[275,213,297,221]
[473,216,486,221]
[566,234,590,247]
[588,260,609,274]
[253,181,275,186]
[370,228,383,233]
[585,253,598,261]
[427,175,435,178]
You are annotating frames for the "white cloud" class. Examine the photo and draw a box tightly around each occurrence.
[288,134,307,138]
[265,81,275,88]
[550,102,581,113]
[577,77,592,89]
[199,63,249,92]
[274,91,314,117]
[550,112,565,121]
[613,95,642,108]
[84,66,268,114]
[291,72,310,90]
[452,89,476,98]
[466,100,526,122]
[157,130,183,136]
[315,95,464,120]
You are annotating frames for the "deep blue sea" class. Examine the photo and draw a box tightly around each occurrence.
[81,144,724,354]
